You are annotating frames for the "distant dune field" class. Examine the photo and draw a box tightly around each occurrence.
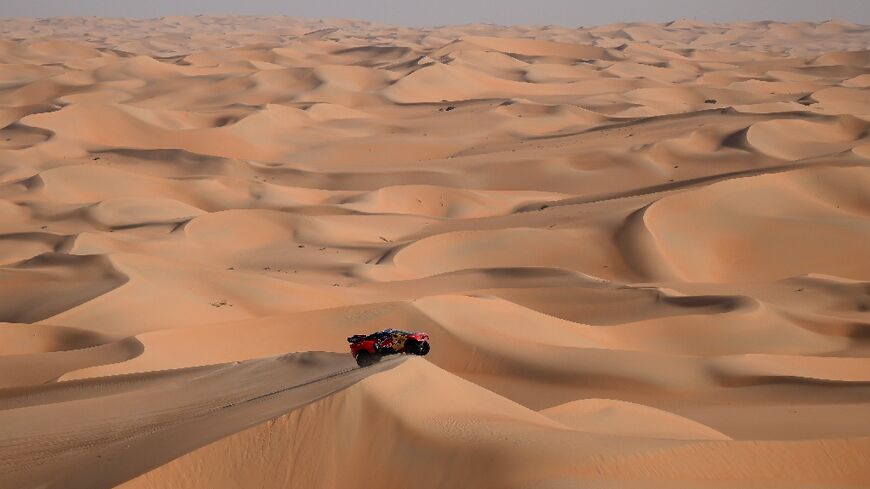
[0,16,869,489]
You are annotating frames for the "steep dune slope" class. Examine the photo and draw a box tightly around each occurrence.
[123,359,870,489]
[0,352,402,489]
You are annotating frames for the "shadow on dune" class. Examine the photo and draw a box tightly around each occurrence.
[0,252,128,323]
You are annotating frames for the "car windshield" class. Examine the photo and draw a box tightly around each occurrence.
[382,329,412,335]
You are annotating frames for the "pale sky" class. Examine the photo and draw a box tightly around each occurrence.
[3,0,868,26]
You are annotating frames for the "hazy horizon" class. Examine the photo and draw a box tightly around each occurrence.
[3,0,869,27]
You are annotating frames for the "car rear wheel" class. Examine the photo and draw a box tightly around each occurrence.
[355,351,381,367]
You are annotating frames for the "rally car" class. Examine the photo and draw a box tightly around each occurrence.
[347,329,431,367]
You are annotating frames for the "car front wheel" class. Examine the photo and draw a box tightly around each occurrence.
[404,340,430,356]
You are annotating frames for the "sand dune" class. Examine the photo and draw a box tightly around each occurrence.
[121,360,870,489]
[644,166,870,282]
[1,15,869,489]
[539,398,731,440]
[0,352,401,489]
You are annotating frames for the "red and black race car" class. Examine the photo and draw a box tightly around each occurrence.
[347,329,430,367]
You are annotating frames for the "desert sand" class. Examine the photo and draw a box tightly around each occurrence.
[0,15,869,489]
